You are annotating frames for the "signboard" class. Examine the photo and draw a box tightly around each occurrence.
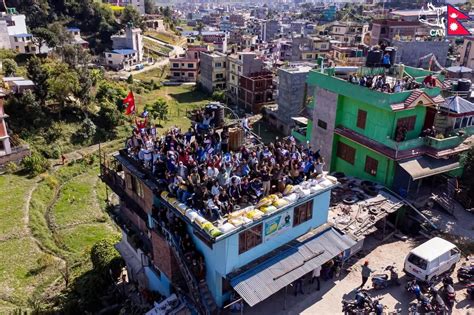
[263,210,293,242]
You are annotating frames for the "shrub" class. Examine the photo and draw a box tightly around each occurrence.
[4,161,19,174]
[40,174,59,189]
[22,153,50,176]
[90,238,123,279]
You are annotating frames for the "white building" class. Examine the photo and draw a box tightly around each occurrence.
[0,10,38,54]
[66,27,89,48]
[104,25,144,70]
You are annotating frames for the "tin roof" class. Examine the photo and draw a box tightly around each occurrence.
[229,226,355,307]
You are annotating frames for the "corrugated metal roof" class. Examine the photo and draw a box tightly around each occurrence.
[230,228,356,307]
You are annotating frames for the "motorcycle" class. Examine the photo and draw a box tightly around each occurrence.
[341,290,375,314]
[371,265,400,290]
[441,276,456,310]
[466,282,474,300]
[457,264,474,283]
[431,289,449,313]
[406,280,433,313]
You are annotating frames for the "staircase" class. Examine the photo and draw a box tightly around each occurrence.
[158,223,219,315]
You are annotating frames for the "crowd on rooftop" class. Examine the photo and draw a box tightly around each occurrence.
[347,69,438,94]
[125,113,325,222]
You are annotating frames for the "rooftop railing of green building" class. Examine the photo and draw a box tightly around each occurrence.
[307,68,442,111]
[384,126,473,153]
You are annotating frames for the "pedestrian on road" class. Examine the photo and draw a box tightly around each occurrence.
[311,266,321,291]
[61,154,66,165]
[360,261,373,289]
[293,278,304,296]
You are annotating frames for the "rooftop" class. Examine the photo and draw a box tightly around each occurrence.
[119,117,337,241]
[13,33,32,38]
[112,49,137,55]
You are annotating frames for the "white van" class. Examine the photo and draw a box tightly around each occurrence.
[404,237,461,281]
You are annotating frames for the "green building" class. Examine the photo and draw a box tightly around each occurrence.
[292,66,474,195]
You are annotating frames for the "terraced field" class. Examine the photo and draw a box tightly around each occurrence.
[0,161,119,313]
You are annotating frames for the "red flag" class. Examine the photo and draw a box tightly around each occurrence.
[123,91,135,115]
[447,5,471,36]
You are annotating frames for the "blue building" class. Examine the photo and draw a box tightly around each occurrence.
[101,141,355,312]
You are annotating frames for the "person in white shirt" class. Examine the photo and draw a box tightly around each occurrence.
[311,266,321,291]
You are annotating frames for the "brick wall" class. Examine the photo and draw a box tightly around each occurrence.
[151,230,182,282]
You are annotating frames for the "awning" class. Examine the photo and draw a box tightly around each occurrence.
[398,156,460,180]
[291,117,308,125]
[229,228,356,307]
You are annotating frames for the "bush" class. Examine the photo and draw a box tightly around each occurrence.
[40,173,59,189]
[22,153,50,176]
[90,238,123,279]
[74,118,97,143]
[4,161,19,174]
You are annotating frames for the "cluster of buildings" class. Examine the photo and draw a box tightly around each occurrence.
[98,3,474,312]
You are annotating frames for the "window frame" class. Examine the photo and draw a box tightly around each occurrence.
[293,200,313,227]
[336,142,356,165]
[396,115,416,131]
[238,223,263,254]
[364,156,378,177]
[356,109,367,130]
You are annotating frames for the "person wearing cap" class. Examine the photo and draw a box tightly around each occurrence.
[360,261,373,289]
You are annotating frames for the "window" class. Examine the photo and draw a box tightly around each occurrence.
[365,156,378,176]
[216,73,224,79]
[407,254,427,270]
[173,72,180,77]
[238,66,241,72]
[173,63,179,68]
[188,72,194,77]
[293,200,313,227]
[337,142,356,165]
[356,109,367,130]
[238,224,263,254]
[215,62,222,67]
[396,116,416,131]
[188,63,194,68]
[317,119,327,130]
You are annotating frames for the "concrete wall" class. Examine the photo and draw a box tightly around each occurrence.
[392,40,449,67]
[199,53,214,93]
[310,87,338,170]
[276,68,310,125]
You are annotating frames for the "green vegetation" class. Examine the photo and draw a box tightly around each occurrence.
[136,83,213,130]
[145,30,183,45]
[0,157,119,313]
[144,37,173,55]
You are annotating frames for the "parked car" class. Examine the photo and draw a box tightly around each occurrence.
[404,237,461,281]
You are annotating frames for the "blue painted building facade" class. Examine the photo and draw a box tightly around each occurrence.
[147,188,332,307]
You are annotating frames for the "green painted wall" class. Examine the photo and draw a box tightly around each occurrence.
[335,95,426,144]
[392,106,427,140]
[331,135,395,187]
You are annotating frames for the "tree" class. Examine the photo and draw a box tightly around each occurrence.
[57,45,91,68]
[121,5,143,29]
[74,68,94,115]
[2,58,17,77]
[196,21,204,36]
[211,90,226,103]
[90,238,122,278]
[26,56,49,105]
[146,98,168,126]
[32,27,58,53]
[22,152,50,176]
[145,0,158,14]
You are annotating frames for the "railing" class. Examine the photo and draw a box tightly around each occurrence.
[156,220,215,315]
[385,137,425,151]
[424,136,464,151]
